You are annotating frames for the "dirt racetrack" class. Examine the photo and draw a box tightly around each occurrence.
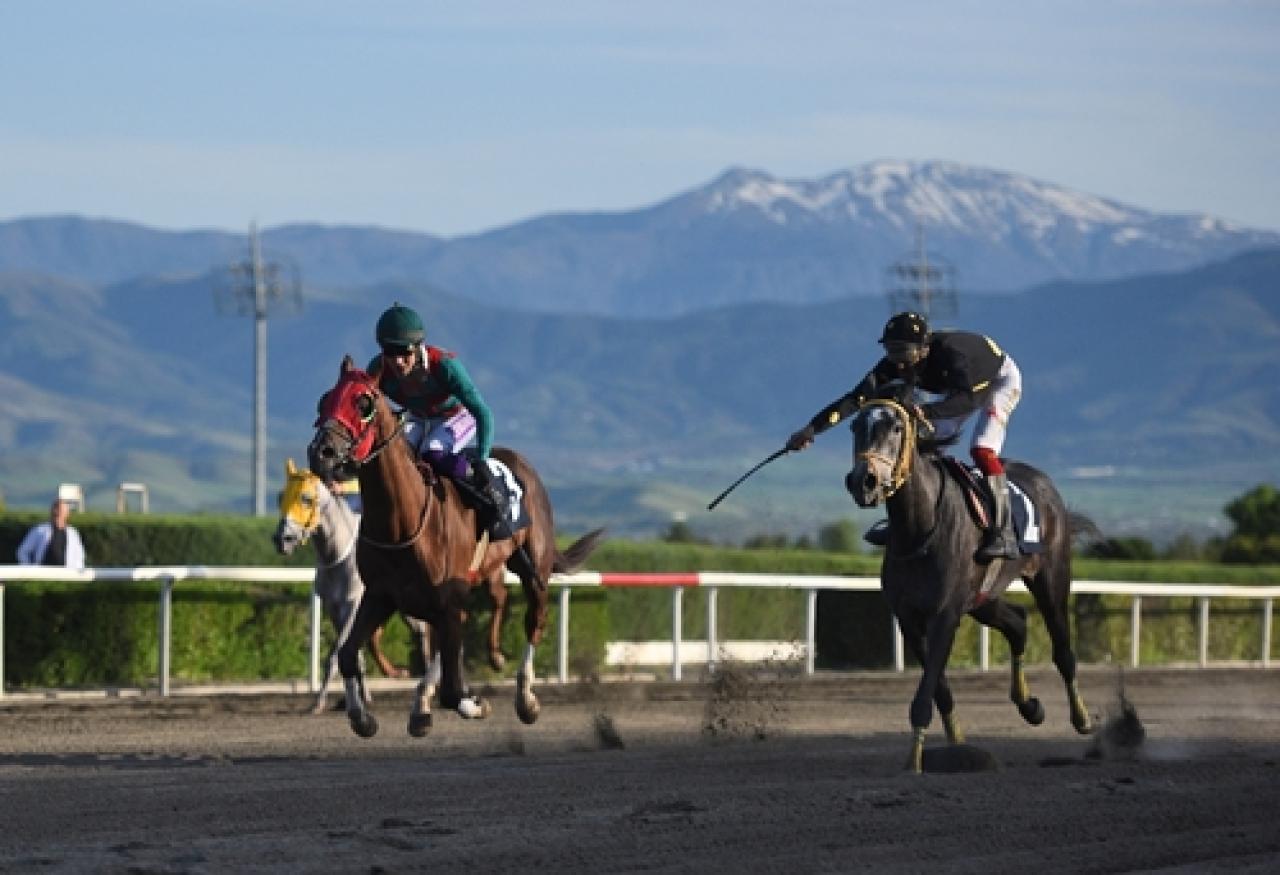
[1,666,1278,873]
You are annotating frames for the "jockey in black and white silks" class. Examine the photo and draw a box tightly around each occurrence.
[787,311,1022,563]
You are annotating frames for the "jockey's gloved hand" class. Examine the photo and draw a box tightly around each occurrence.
[786,425,815,452]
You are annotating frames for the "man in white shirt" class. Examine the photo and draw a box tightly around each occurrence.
[16,499,86,569]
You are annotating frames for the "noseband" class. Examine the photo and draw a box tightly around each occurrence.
[856,399,917,499]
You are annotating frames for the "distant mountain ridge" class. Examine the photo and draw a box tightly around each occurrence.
[3,160,1276,316]
[0,248,1277,541]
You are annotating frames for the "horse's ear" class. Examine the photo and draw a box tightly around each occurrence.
[286,458,297,475]
[341,354,355,375]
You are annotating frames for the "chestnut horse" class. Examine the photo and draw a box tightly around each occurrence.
[308,356,605,738]
[846,396,1094,772]
[272,459,432,714]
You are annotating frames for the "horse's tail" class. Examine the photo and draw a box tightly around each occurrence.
[1068,510,1104,546]
[553,528,607,574]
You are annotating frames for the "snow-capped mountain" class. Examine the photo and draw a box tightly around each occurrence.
[2,161,1276,317]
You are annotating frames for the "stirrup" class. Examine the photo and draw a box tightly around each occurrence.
[864,519,890,547]
[975,529,1018,562]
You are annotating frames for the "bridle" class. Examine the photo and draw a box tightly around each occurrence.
[313,374,428,552]
[855,399,917,499]
[281,473,358,568]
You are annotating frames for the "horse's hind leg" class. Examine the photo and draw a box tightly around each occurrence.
[1028,562,1094,734]
[971,597,1045,726]
[434,595,491,723]
[486,573,509,672]
[514,567,550,725]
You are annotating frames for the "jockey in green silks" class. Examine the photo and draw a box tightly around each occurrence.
[368,302,504,518]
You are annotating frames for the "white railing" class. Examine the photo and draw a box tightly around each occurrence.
[0,565,1276,697]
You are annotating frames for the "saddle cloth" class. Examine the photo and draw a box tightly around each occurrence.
[482,458,531,538]
[939,457,1043,555]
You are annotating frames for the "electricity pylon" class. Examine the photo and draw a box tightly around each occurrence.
[215,222,301,516]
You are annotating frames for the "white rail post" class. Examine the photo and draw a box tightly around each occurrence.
[309,592,322,693]
[893,616,905,672]
[558,587,570,684]
[805,588,817,675]
[1264,598,1273,669]
[158,575,174,697]
[1130,596,1142,668]
[672,587,684,681]
[979,625,990,671]
[1198,597,1210,668]
[0,584,5,699]
[706,587,719,672]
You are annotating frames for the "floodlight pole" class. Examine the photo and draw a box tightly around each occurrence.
[250,224,268,517]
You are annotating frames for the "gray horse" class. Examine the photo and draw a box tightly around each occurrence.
[273,459,431,715]
[846,398,1094,772]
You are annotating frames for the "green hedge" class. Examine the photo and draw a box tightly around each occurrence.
[3,512,1278,689]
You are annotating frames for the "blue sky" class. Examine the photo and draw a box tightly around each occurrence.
[3,1,1277,236]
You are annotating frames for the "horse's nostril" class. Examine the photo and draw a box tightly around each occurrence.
[863,474,877,493]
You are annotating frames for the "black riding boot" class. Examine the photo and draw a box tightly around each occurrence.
[976,473,1019,563]
[464,460,505,529]
[864,519,891,547]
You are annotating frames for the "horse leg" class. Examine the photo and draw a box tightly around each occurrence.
[313,596,364,714]
[409,636,441,738]
[514,565,550,725]
[487,574,509,672]
[1028,563,1094,734]
[972,597,1045,726]
[433,596,491,723]
[338,591,395,739]
[369,624,409,679]
[906,607,964,773]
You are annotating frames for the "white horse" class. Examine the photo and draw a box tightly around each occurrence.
[273,459,432,715]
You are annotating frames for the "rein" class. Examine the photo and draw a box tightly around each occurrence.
[856,399,917,499]
[358,498,430,551]
[856,398,946,560]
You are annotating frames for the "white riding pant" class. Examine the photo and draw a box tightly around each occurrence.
[921,356,1022,455]
[402,408,477,458]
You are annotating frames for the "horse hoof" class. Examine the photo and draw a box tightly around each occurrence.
[349,712,379,738]
[1073,712,1096,735]
[1018,697,1046,726]
[458,697,491,720]
[516,695,541,725]
[408,712,433,737]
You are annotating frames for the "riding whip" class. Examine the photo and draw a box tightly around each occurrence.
[706,447,789,511]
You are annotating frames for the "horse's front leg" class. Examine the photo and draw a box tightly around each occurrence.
[906,607,964,773]
[338,592,395,738]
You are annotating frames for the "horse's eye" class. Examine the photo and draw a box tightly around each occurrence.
[356,394,376,421]
[300,494,315,507]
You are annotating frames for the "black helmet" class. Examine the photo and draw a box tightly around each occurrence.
[879,312,929,344]
[375,303,425,347]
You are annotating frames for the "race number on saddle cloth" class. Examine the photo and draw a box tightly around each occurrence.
[938,457,1043,554]
[477,458,532,538]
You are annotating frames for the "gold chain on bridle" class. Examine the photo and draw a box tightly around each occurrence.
[855,398,917,498]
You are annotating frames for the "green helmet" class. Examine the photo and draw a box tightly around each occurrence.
[375,303,425,347]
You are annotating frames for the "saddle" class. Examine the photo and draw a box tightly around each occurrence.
[936,456,1043,554]
[420,458,531,540]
